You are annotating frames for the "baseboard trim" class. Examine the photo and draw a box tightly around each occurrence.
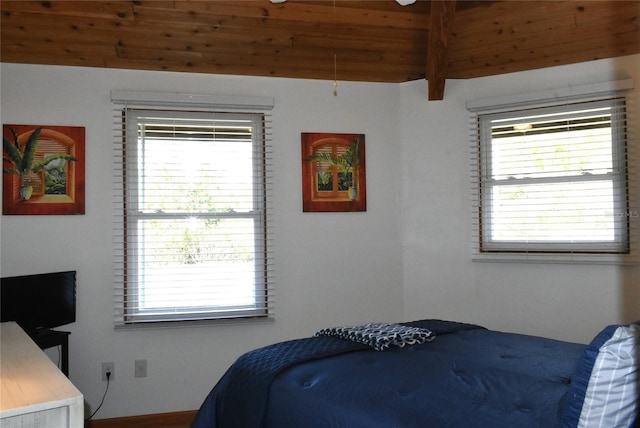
[85,410,197,428]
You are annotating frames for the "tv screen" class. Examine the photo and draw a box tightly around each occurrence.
[1,270,76,334]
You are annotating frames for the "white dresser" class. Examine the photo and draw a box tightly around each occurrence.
[0,322,83,428]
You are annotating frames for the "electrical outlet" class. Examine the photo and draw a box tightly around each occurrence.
[102,362,114,381]
[135,359,147,378]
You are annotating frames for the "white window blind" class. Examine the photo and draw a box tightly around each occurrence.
[469,89,638,263]
[112,92,274,326]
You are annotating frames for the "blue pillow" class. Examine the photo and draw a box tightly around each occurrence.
[315,322,435,351]
[561,322,639,428]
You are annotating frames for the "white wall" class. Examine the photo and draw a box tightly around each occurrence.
[1,54,638,419]
[399,55,640,344]
[0,64,404,418]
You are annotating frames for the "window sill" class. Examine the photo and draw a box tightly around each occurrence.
[114,315,275,331]
[471,252,638,265]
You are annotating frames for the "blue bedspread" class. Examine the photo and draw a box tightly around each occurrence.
[191,320,585,428]
[192,334,369,428]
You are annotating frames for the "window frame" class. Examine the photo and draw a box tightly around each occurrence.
[477,99,629,254]
[467,83,637,264]
[111,91,274,327]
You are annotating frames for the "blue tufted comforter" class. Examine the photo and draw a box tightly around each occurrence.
[191,320,586,428]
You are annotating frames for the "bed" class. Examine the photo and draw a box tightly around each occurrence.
[191,319,639,428]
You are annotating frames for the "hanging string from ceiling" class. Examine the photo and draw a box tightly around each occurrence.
[333,0,338,96]
[268,0,417,95]
[334,54,338,97]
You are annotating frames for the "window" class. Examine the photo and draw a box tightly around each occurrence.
[112,92,274,325]
[474,97,630,256]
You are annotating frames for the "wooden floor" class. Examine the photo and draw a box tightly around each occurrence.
[85,410,197,428]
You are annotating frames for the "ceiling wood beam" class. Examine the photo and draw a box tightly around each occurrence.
[2,1,638,93]
[427,0,456,101]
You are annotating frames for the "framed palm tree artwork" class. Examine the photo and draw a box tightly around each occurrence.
[3,124,85,215]
[302,132,366,212]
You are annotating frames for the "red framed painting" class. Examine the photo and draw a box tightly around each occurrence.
[3,124,85,215]
[301,132,366,212]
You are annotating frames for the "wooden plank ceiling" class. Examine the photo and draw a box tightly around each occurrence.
[1,1,639,100]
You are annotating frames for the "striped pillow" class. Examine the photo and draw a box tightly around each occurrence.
[562,322,639,428]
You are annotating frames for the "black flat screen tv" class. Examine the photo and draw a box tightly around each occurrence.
[1,270,76,334]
